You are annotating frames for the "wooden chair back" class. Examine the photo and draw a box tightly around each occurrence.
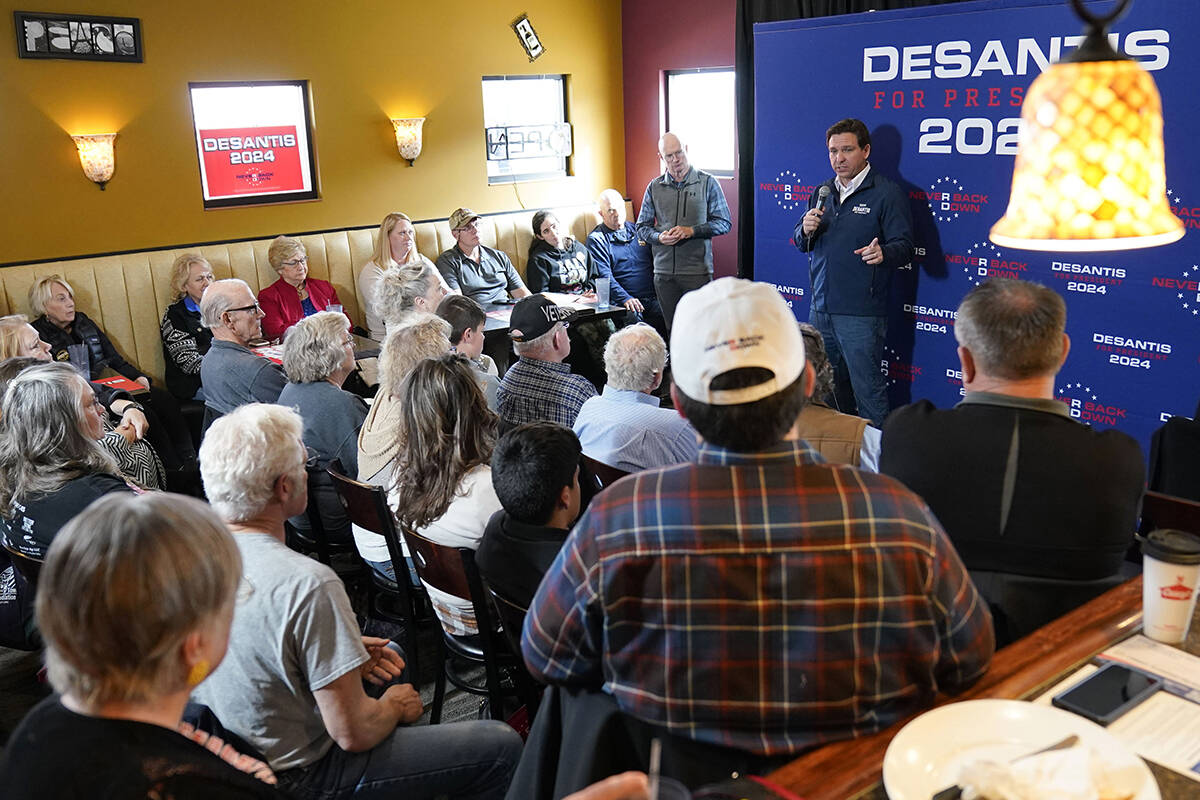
[581,454,630,489]
[1141,489,1200,535]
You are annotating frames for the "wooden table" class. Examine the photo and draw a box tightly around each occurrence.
[767,576,1200,799]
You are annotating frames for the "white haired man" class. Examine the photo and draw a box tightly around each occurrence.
[196,403,522,799]
[587,189,665,336]
[572,323,697,472]
[496,294,597,427]
[524,278,992,765]
[198,279,286,426]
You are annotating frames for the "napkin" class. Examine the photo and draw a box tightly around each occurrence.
[958,746,1144,800]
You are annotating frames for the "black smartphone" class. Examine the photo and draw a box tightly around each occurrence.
[1051,663,1163,726]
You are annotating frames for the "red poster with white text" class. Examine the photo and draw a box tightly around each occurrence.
[198,125,305,198]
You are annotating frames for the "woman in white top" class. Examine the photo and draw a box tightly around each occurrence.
[388,354,499,635]
[358,212,452,341]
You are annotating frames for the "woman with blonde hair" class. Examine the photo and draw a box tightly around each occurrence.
[258,235,350,342]
[160,252,215,401]
[0,492,280,797]
[374,262,448,335]
[389,354,499,635]
[354,316,451,580]
[29,275,196,470]
[358,212,452,341]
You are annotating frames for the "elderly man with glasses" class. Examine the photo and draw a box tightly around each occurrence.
[199,279,287,427]
[435,207,530,306]
[497,294,596,428]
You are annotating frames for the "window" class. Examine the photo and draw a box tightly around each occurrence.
[666,68,735,177]
[482,75,571,184]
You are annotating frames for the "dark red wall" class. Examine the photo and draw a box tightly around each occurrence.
[622,0,738,278]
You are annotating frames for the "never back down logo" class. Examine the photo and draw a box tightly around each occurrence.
[946,242,1028,287]
[880,344,919,386]
[760,170,811,212]
[1150,264,1200,322]
[916,175,990,224]
[1056,382,1128,429]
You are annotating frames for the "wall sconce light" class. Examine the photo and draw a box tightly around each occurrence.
[391,117,425,166]
[72,133,117,190]
[990,0,1183,252]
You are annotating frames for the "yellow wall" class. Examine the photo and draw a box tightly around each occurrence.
[0,1,625,264]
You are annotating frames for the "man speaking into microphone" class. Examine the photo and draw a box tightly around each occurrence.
[794,118,914,427]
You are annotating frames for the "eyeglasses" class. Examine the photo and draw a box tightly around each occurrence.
[281,257,308,267]
[227,302,262,315]
[453,220,482,232]
[392,229,415,239]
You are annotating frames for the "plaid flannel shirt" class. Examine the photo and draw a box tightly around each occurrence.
[522,440,994,756]
[497,356,597,427]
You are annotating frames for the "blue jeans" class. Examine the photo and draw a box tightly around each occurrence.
[810,311,889,427]
[276,718,522,800]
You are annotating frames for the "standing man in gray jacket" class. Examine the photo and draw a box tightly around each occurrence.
[635,131,731,333]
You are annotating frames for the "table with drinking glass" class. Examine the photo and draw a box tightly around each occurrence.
[765,576,1200,799]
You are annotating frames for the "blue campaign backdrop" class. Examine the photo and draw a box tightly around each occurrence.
[753,0,1199,453]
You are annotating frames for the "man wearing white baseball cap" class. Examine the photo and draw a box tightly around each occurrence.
[522,277,993,762]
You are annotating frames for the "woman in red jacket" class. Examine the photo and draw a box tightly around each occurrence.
[258,235,350,342]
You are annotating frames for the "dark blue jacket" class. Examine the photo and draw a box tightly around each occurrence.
[794,169,913,316]
[585,221,655,304]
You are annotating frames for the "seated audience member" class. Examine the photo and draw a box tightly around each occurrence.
[0,362,135,560]
[523,278,993,758]
[527,209,599,295]
[587,189,665,335]
[437,293,499,409]
[196,403,521,798]
[359,212,452,342]
[795,323,880,470]
[881,278,1144,583]
[199,279,287,422]
[375,261,448,335]
[477,422,581,611]
[390,355,501,636]
[161,252,215,402]
[0,493,279,798]
[435,207,530,305]
[1,317,164,488]
[278,311,367,545]
[29,275,195,469]
[497,294,597,427]
[258,235,350,342]
[573,324,697,472]
[354,317,451,580]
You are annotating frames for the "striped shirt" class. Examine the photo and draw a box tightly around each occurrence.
[572,387,698,472]
[522,440,994,756]
[497,357,597,427]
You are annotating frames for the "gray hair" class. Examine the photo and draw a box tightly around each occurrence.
[513,325,560,359]
[200,403,306,523]
[38,493,241,708]
[378,316,451,397]
[603,324,666,391]
[0,362,120,509]
[955,278,1066,380]
[375,263,434,324]
[596,188,623,213]
[199,279,254,329]
[282,311,349,383]
[27,274,74,317]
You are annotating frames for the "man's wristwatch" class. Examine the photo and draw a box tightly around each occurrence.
[121,402,145,414]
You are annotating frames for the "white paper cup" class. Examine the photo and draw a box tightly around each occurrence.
[1140,529,1200,644]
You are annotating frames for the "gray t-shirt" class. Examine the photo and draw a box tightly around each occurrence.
[435,244,526,305]
[192,533,368,771]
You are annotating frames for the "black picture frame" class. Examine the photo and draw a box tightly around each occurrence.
[14,11,142,62]
[188,80,321,210]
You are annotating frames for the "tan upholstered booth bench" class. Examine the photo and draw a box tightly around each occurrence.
[0,203,615,384]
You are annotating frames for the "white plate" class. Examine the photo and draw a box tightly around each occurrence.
[882,699,1160,800]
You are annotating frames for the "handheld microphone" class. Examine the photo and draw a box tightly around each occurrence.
[808,185,830,246]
